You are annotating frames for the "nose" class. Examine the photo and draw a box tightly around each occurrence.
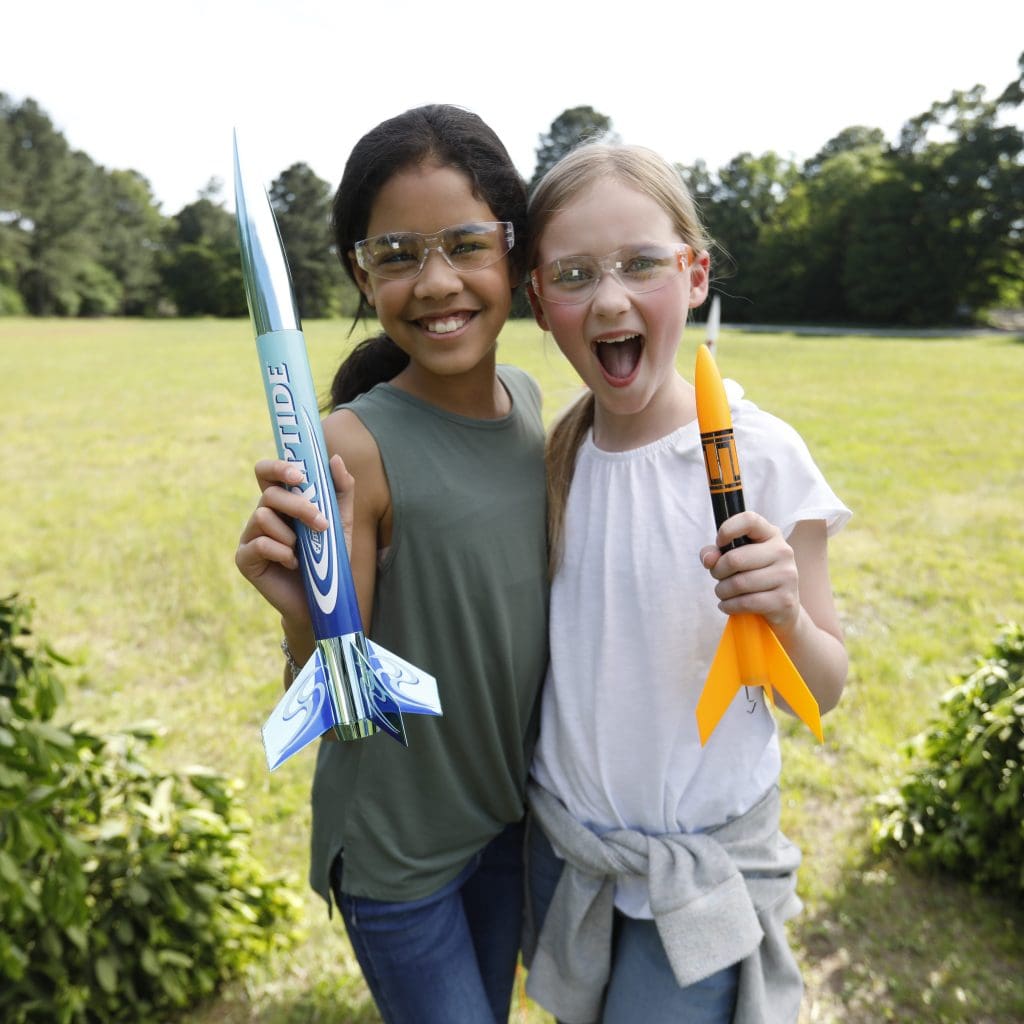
[590,268,631,315]
[413,246,462,299]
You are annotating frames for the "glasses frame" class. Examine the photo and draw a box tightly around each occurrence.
[530,243,694,305]
[353,221,515,280]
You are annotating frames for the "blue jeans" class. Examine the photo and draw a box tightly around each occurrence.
[527,818,739,1024]
[333,820,524,1024]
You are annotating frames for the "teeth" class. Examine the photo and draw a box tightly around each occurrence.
[595,333,641,345]
[423,315,467,334]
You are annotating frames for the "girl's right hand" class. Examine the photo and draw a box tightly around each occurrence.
[235,454,355,630]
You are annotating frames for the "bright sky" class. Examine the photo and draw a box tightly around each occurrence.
[6,0,1022,215]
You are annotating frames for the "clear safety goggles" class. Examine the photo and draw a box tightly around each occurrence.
[354,221,514,280]
[531,244,693,305]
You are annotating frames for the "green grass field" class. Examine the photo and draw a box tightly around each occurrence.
[3,317,1022,1023]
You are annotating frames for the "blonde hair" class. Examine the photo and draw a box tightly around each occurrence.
[529,143,712,575]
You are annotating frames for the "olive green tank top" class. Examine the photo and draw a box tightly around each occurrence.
[309,365,549,904]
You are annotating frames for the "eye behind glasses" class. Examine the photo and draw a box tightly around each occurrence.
[530,244,693,304]
[353,221,515,280]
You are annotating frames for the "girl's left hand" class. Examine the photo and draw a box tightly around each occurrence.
[699,511,800,632]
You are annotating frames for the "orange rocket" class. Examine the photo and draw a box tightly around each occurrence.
[694,343,823,745]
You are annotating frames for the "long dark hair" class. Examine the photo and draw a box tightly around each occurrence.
[325,104,528,410]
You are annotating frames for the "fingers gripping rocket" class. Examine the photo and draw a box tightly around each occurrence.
[233,132,441,771]
[694,344,822,746]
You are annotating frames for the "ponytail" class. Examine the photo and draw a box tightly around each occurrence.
[324,334,409,411]
[545,392,595,578]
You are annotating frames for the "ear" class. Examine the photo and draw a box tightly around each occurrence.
[688,249,711,309]
[527,283,550,331]
[348,250,376,308]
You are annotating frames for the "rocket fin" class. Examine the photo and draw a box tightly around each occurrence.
[260,636,444,767]
[758,621,824,742]
[344,638,442,748]
[261,650,339,771]
[695,620,743,746]
[695,617,824,745]
[348,640,408,747]
[366,640,443,716]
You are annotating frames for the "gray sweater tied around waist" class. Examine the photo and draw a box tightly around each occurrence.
[523,781,804,1024]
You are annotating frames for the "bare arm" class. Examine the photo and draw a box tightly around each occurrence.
[319,407,391,647]
[234,406,389,688]
[700,513,847,715]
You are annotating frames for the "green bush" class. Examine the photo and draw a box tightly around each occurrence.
[873,622,1024,891]
[0,282,27,316]
[0,594,303,1023]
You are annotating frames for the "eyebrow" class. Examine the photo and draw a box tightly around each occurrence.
[366,222,496,245]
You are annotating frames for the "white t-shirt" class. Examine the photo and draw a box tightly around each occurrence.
[531,380,851,918]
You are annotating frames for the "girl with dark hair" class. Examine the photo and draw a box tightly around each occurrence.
[236,105,547,1024]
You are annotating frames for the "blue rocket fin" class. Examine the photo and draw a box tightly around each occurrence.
[261,650,338,771]
[260,637,443,768]
[349,640,443,747]
[366,640,443,717]
[349,640,408,746]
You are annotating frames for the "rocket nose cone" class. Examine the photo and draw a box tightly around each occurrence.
[694,343,732,434]
[233,131,301,336]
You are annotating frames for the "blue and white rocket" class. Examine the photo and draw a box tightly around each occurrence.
[233,132,442,771]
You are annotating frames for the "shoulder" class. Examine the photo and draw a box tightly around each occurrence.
[323,407,376,462]
[498,364,541,401]
[727,380,850,532]
[323,407,389,515]
[727,381,811,460]
[498,364,543,422]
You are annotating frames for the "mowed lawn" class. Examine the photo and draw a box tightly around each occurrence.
[2,317,1022,1023]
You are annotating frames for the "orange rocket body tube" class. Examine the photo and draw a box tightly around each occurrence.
[694,344,823,745]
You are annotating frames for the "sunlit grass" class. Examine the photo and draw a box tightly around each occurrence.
[3,317,1022,1022]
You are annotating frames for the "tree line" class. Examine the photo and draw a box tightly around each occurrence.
[1,55,1021,326]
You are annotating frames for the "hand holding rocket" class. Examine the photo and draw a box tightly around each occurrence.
[694,344,823,745]
[233,132,442,771]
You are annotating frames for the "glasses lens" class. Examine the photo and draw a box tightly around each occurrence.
[356,233,424,279]
[441,222,512,272]
[535,255,600,302]
[534,245,689,304]
[356,222,513,280]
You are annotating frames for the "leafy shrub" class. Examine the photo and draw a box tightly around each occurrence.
[0,283,27,316]
[873,622,1024,891]
[0,594,303,1023]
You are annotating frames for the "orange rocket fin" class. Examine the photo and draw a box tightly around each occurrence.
[758,620,824,742]
[695,618,743,745]
[695,615,824,745]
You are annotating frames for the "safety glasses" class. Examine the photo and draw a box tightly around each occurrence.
[531,244,693,305]
[354,221,514,280]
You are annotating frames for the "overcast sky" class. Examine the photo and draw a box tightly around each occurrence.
[6,0,1022,214]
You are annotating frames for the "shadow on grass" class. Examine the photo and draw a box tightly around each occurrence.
[797,845,1024,1023]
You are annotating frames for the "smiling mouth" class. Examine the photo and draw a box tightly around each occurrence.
[419,312,474,335]
[595,334,643,382]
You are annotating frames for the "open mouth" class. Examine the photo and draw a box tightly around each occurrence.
[594,334,643,384]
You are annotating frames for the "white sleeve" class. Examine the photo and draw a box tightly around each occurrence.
[732,402,852,539]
